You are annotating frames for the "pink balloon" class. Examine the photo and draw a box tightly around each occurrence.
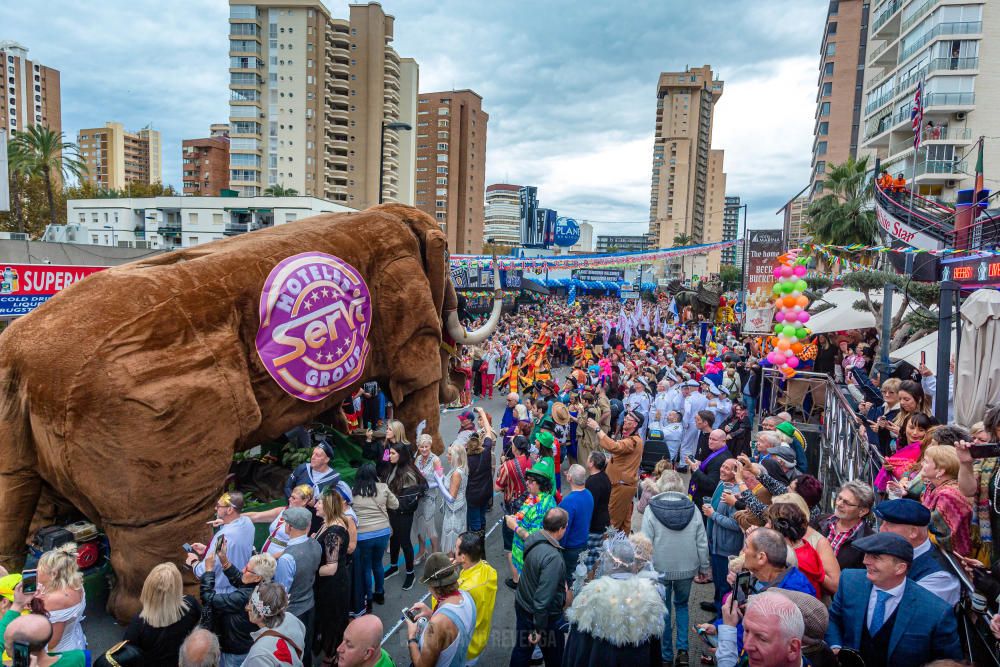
[787,356,800,369]
[766,351,777,364]
[772,266,782,279]
[793,265,807,277]
[798,311,811,323]
[772,352,787,366]
[780,266,794,278]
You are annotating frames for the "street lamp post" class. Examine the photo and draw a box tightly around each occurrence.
[102,225,118,247]
[378,120,413,204]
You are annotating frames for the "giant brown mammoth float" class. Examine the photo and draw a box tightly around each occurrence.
[0,204,502,620]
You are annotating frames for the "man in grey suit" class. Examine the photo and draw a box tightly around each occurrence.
[279,506,322,666]
[826,533,962,667]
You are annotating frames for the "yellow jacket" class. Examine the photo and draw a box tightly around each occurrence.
[433,559,498,661]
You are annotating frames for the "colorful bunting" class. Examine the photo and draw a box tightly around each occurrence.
[449,240,738,270]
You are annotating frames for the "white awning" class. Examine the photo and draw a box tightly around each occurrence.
[806,288,880,334]
[889,328,956,368]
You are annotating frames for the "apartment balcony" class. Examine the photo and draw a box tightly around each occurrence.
[331,60,350,77]
[327,136,349,150]
[900,0,937,34]
[870,0,903,39]
[329,108,349,123]
[158,222,182,236]
[868,37,899,68]
[899,21,982,64]
[914,159,967,183]
[384,59,400,77]
[926,91,975,111]
[224,222,249,236]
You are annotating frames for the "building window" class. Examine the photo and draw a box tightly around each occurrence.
[821,82,832,97]
[437,154,448,162]
[436,142,448,150]
[826,42,836,56]
[816,141,828,156]
[436,200,446,208]
[818,121,829,135]
[816,161,826,174]
[819,102,830,116]
[829,1,839,14]
[437,107,449,115]
[824,62,834,76]
[827,22,837,35]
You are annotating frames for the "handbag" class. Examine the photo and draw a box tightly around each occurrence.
[395,483,424,514]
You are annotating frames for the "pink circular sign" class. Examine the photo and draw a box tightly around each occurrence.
[256,252,372,402]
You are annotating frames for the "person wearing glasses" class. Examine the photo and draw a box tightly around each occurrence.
[187,492,256,595]
[818,481,875,571]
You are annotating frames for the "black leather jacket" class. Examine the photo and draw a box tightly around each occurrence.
[200,564,257,654]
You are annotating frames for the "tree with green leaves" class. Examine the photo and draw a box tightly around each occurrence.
[5,138,34,233]
[806,157,880,264]
[10,125,87,228]
[719,264,742,290]
[841,270,940,349]
[263,184,299,197]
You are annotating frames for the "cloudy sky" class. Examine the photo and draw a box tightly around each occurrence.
[2,0,826,238]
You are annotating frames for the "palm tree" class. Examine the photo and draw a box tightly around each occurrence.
[263,184,299,196]
[11,125,87,228]
[5,138,35,234]
[672,233,694,278]
[806,157,880,264]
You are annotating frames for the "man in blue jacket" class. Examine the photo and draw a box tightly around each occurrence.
[826,532,962,666]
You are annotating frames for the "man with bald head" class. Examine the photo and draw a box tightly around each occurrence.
[179,628,221,667]
[0,586,87,666]
[688,429,734,509]
[337,615,393,667]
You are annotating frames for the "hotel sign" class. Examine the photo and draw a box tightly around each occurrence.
[875,205,940,252]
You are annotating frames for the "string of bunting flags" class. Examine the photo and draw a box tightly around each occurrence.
[449,239,738,269]
[804,242,994,257]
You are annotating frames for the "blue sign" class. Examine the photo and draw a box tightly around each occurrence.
[0,295,51,317]
[554,217,581,247]
[733,302,746,314]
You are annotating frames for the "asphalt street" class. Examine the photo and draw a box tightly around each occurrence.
[83,388,716,665]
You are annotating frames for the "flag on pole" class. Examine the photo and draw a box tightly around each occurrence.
[911,80,924,150]
[975,138,985,197]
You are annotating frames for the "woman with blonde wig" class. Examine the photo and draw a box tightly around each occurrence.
[36,543,87,651]
[123,562,201,667]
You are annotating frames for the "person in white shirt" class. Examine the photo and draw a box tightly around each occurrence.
[717,591,804,667]
[623,380,651,439]
[680,381,707,470]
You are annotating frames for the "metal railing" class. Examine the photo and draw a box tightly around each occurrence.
[915,159,967,177]
[757,369,880,509]
[871,0,903,35]
[900,21,982,62]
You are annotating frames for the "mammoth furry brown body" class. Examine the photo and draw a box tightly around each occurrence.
[0,204,468,620]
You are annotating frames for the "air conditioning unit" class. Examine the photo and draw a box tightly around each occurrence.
[954,112,967,121]
[946,180,957,189]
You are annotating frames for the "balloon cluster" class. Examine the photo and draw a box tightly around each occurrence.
[766,252,810,377]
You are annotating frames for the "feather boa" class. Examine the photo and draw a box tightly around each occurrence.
[566,575,666,646]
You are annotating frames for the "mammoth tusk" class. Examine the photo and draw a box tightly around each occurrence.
[445,263,503,345]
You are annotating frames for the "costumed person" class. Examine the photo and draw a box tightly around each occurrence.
[588,411,644,534]
[505,459,558,584]
[563,532,666,666]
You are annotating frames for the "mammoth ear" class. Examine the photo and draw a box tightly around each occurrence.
[380,204,449,320]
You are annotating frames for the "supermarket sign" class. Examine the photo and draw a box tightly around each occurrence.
[0,264,107,317]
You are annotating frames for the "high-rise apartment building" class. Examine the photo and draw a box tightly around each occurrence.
[860,0,996,199]
[77,122,162,190]
[227,0,417,206]
[413,90,487,254]
[647,65,726,278]
[597,235,648,253]
[0,41,60,137]
[811,1,869,196]
[722,195,741,265]
[182,126,231,196]
[484,183,522,247]
[783,195,810,248]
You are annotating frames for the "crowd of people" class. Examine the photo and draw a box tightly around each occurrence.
[2,292,997,667]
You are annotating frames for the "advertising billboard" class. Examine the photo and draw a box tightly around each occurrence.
[519,186,539,246]
[0,264,108,317]
[743,229,785,334]
[449,264,522,290]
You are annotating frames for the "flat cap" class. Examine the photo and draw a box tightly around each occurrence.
[874,498,931,527]
[852,532,914,563]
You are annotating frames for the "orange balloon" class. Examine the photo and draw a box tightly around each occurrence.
[776,339,791,351]
[782,295,797,308]
[791,343,804,354]
[796,295,809,309]
[783,367,797,378]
